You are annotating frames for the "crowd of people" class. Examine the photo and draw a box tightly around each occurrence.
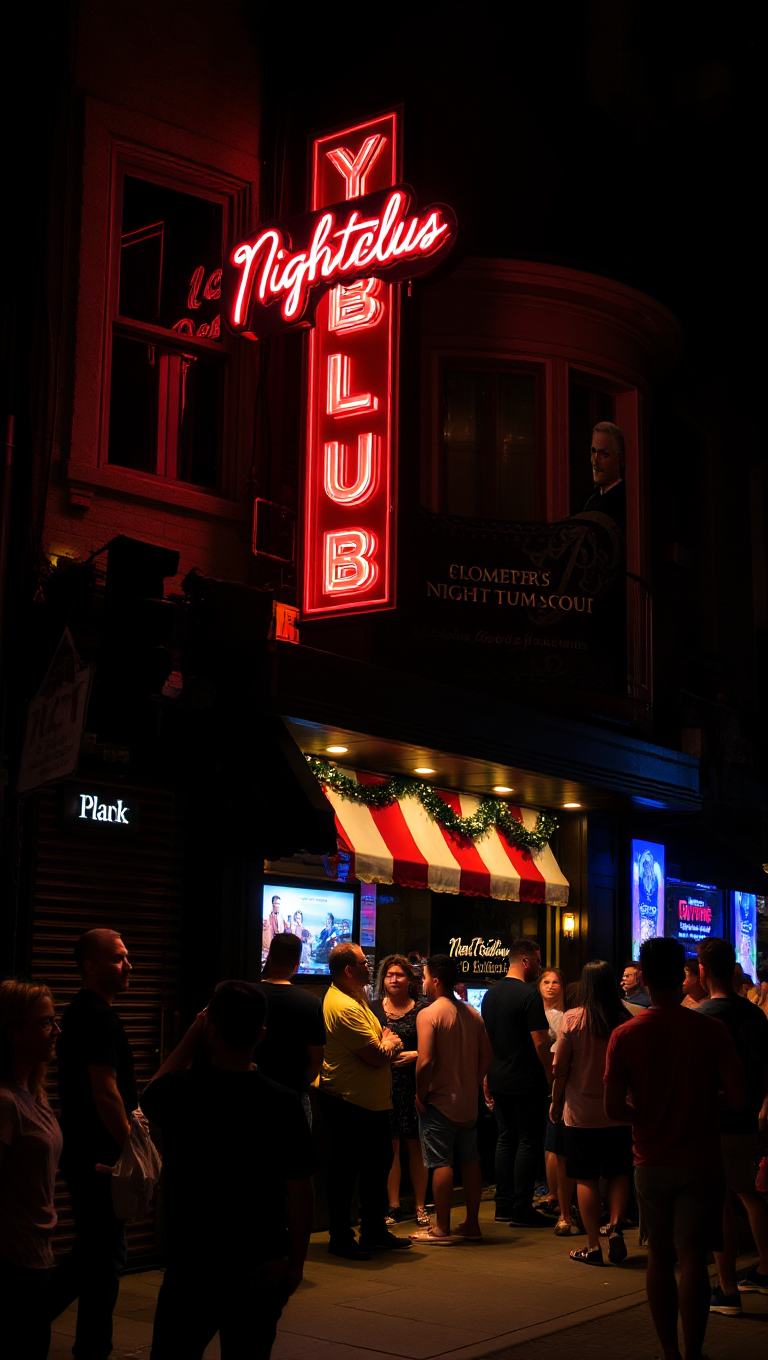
[1,925,767,1360]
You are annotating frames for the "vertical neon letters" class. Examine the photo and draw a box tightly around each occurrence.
[303,114,399,617]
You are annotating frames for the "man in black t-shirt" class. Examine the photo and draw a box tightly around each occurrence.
[141,980,317,1360]
[258,933,326,1122]
[256,935,323,1115]
[697,937,768,1315]
[51,928,138,1359]
[481,939,553,1226]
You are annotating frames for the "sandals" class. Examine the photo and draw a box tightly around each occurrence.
[409,1227,459,1245]
[569,1246,604,1266]
[554,1219,581,1236]
[414,1206,430,1229]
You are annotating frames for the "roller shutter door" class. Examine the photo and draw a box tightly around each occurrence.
[30,779,183,1268]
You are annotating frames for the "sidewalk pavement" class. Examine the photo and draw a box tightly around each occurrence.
[50,1201,768,1359]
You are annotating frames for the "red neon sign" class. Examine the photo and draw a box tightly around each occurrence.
[221,111,456,619]
[225,186,455,341]
[303,113,402,618]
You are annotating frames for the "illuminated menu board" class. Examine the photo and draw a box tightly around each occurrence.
[631,839,665,959]
[732,891,757,977]
[664,880,723,952]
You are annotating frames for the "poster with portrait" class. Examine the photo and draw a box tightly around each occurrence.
[261,881,356,976]
[631,839,665,958]
[732,891,757,979]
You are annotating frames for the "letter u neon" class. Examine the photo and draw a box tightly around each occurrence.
[323,434,378,504]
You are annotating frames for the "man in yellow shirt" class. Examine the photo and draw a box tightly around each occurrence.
[319,943,413,1260]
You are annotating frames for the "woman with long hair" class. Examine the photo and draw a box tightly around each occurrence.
[0,978,63,1359]
[551,961,633,1266]
[539,969,577,1232]
[370,954,430,1228]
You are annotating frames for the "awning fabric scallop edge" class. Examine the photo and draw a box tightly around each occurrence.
[319,767,569,906]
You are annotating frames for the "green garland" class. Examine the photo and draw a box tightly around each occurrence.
[306,756,557,852]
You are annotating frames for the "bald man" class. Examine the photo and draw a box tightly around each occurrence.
[51,929,138,1359]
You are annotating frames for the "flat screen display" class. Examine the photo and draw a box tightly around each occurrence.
[261,880,357,976]
[631,839,665,958]
[664,881,723,952]
[465,988,488,1011]
[732,891,757,978]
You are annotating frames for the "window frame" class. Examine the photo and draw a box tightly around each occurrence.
[435,355,547,523]
[101,157,233,495]
[67,99,258,522]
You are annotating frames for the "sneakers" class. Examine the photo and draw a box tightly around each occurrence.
[385,1206,401,1225]
[358,1230,412,1251]
[607,1229,627,1265]
[537,1199,560,1218]
[508,1209,555,1228]
[709,1285,742,1315]
[328,1239,371,1261]
[414,1206,431,1229]
[737,1264,768,1294]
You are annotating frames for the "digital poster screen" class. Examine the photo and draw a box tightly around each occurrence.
[261,880,357,976]
[732,891,757,978]
[664,881,723,953]
[631,840,665,959]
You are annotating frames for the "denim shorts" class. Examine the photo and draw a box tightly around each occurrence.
[418,1102,479,1169]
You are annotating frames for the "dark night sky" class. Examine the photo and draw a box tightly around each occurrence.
[259,2,761,427]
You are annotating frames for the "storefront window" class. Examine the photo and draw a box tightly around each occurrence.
[107,174,227,489]
[439,364,541,520]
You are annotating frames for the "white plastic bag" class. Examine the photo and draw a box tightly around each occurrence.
[111,1108,162,1221]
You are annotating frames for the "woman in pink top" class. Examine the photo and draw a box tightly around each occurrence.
[551,961,633,1267]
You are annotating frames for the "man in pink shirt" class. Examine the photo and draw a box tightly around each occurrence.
[411,955,494,1245]
[605,938,747,1360]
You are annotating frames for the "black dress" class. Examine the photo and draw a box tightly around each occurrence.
[370,999,426,1140]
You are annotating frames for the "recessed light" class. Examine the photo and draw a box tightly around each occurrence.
[326,745,348,754]
[493,785,513,794]
[563,802,581,809]
[414,767,435,775]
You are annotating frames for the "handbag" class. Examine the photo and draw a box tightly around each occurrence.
[111,1107,162,1221]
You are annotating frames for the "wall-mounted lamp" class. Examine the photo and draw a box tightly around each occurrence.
[562,912,576,940]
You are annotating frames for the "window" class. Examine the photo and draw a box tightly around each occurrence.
[107,174,227,490]
[438,363,543,520]
[568,371,616,515]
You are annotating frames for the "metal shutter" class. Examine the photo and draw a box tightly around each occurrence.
[30,779,184,1268]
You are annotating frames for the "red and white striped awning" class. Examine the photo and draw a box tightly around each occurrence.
[320,769,569,906]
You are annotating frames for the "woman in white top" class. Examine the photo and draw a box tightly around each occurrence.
[0,979,63,1360]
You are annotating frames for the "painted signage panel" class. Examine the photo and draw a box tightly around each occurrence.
[664,880,723,952]
[631,839,665,958]
[732,890,757,977]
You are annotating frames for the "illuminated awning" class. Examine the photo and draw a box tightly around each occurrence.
[321,769,569,906]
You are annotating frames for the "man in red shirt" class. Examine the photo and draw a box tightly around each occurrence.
[604,938,747,1360]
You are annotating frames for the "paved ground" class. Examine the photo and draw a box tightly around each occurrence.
[50,1203,768,1359]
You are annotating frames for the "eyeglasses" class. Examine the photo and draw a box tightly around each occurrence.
[25,1017,60,1033]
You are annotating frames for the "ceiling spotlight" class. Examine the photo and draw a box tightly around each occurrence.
[563,802,581,809]
[326,745,348,754]
[493,785,513,794]
[414,767,435,775]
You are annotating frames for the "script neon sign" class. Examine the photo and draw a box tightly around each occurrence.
[226,187,455,340]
